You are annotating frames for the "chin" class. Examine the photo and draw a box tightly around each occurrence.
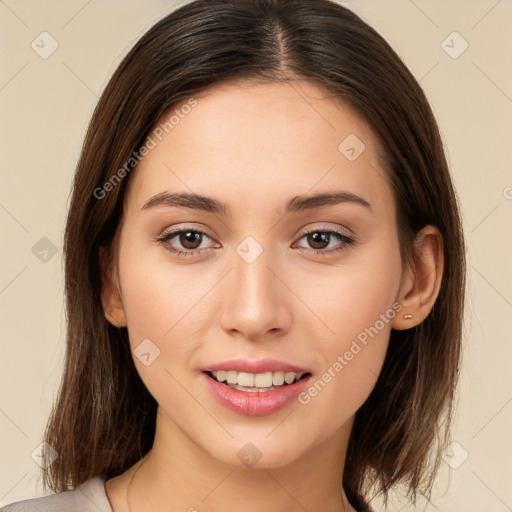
[198,430,314,471]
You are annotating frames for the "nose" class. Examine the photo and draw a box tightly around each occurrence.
[218,244,292,341]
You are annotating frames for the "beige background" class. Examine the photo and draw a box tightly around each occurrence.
[0,0,511,510]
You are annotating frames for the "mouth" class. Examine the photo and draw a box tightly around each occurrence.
[204,369,311,393]
[202,366,313,416]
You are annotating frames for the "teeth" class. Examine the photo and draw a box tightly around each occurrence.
[226,370,238,384]
[237,372,254,387]
[272,371,285,386]
[209,370,306,388]
[284,372,296,384]
[254,371,273,388]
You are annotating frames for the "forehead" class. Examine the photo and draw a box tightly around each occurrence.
[125,80,392,215]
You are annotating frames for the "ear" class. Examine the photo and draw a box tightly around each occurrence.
[392,226,444,330]
[99,246,127,328]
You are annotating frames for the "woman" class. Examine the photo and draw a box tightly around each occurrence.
[1,0,465,511]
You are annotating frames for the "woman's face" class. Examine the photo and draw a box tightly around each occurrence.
[107,80,405,468]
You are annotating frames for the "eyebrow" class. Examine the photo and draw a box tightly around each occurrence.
[141,190,371,215]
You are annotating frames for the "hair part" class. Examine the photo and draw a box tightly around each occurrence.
[43,0,465,507]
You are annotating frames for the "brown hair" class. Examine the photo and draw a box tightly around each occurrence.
[43,0,465,507]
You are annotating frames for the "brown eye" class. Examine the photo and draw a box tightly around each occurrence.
[155,228,217,256]
[178,231,203,249]
[306,232,331,250]
[295,229,355,254]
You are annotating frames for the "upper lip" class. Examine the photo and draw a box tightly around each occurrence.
[202,358,310,374]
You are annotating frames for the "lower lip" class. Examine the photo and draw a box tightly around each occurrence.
[202,372,311,416]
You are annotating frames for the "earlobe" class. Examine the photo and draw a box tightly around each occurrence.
[99,246,127,328]
[392,226,444,330]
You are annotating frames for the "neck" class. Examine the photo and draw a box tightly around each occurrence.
[125,407,356,512]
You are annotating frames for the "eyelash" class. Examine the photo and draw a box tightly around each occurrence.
[154,226,356,258]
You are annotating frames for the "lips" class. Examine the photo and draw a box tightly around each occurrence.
[201,358,312,416]
[202,358,310,374]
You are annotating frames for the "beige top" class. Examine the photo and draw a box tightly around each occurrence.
[0,477,374,512]
[0,477,113,512]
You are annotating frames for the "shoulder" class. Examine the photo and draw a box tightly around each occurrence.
[0,477,113,512]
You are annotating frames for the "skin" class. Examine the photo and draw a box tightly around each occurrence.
[101,80,444,512]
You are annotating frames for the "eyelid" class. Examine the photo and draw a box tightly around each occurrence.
[155,225,219,248]
[296,223,354,240]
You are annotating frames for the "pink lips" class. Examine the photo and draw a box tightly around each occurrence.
[201,358,311,417]
[202,358,310,374]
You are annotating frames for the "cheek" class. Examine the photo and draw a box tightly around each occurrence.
[118,244,211,345]
[116,242,223,408]
[294,242,402,422]
[302,241,401,348]
[116,246,214,416]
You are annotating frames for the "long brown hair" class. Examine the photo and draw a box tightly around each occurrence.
[43,0,465,506]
